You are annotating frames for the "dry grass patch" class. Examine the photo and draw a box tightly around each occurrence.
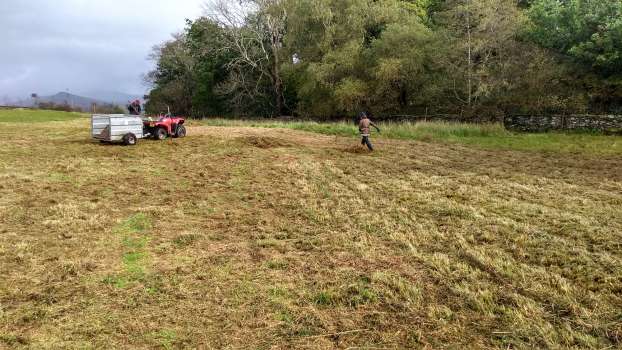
[240,136,293,149]
[342,144,371,154]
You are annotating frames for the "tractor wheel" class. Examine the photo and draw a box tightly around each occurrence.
[154,127,167,141]
[122,133,137,146]
[174,125,187,138]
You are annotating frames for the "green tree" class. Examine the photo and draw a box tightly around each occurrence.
[145,33,195,116]
[428,0,581,115]
[146,0,617,118]
[283,0,437,117]
[527,0,622,111]
[528,0,622,76]
[146,19,232,117]
[186,18,234,116]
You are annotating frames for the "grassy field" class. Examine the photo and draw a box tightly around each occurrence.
[0,108,87,123]
[1,110,621,349]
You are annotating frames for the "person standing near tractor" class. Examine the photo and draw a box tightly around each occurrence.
[358,112,380,151]
[128,99,142,115]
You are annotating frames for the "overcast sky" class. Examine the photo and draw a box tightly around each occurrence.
[0,0,206,99]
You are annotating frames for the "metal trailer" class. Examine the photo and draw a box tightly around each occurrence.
[92,114,145,146]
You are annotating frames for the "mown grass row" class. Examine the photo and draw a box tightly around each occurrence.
[103,214,152,289]
[197,119,621,155]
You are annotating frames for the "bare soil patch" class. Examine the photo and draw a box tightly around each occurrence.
[239,136,293,149]
[342,144,370,154]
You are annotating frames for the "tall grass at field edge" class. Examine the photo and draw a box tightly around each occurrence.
[199,119,510,138]
[197,119,621,155]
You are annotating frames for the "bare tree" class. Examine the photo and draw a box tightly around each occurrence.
[205,0,287,116]
[440,0,525,113]
[260,0,287,115]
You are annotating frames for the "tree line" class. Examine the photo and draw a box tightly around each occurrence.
[145,0,622,119]
[36,101,125,114]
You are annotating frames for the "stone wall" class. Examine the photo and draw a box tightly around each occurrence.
[380,114,503,124]
[382,114,622,134]
[504,115,622,133]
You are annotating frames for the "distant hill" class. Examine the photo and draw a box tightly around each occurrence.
[6,91,144,111]
[37,92,107,111]
[38,91,144,111]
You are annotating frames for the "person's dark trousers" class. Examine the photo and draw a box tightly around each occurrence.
[361,136,374,151]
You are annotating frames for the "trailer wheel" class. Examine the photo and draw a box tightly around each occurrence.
[174,125,187,138]
[123,133,137,146]
[154,127,167,140]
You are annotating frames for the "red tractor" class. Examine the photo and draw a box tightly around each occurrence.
[143,114,187,140]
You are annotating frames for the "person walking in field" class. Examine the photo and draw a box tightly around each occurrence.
[358,112,380,151]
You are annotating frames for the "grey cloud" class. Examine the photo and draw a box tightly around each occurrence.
[0,0,206,98]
